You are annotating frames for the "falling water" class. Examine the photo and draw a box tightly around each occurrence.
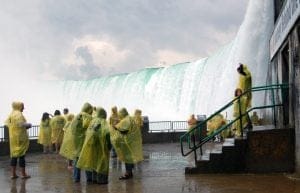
[51,0,274,122]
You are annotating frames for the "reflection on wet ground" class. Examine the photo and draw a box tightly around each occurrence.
[0,143,300,193]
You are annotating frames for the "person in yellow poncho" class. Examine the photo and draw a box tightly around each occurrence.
[232,88,248,137]
[59,113,74,169]
[187,114,197,131]
[237,63,252,108]
[133,109,143,130]
[77,107,111,184]
[72,102,93,183]
[63,108,69,120]
[50,110,66,153]
[109,106,119,158]
[250,111,260,126]
[38,113,52,153]
[111,108,143,180]
[5,102,32,179]
[207,113,227,141]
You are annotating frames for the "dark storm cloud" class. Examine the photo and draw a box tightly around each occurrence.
[0,0,248,80]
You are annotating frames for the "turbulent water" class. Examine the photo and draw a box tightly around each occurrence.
[1,0,274,124]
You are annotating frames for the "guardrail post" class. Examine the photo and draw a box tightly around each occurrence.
[4,125,9,141]
[238,97,243,137]
[271,88,277,127]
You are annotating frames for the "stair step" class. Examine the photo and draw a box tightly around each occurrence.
[252,125,275,131]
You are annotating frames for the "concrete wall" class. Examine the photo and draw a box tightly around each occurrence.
[246,129,295,173]
[0,139,43,157]
[0,122,184,156]
[269,19,300,173]
[293,25,300,173]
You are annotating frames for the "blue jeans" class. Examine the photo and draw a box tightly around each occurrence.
[73,158,80,182]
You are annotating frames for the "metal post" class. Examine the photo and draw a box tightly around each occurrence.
[192,134,198,165]
[238,97,243,137]
[271,88,277,127]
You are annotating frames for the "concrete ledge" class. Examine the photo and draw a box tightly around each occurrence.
[246,128,295,173]
[0,139,43,156]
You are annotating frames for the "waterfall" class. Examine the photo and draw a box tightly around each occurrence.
[53,0,274,122]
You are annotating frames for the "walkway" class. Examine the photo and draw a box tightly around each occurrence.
[0,143,299,193]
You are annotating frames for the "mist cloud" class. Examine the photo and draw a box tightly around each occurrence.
[0,0,248,80]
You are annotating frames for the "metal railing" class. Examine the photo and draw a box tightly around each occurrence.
[0,121,189,141]
[180,83,289,164]
[0,125,39,142]
[149,121,188,132]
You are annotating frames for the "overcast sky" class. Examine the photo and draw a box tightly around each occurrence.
[0,0,249,80]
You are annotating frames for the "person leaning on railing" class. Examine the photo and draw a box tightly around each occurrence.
[5,101,32,179]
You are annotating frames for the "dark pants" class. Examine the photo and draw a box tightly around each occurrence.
[73,158,81,182]
[85,171,97,182]
[11,155,25,167]
[125,163,134,174]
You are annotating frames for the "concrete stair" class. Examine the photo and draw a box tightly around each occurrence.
[185,138,247,174]
[184,125,294,174]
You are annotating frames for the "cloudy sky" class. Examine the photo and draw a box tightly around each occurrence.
[0,0,249,80]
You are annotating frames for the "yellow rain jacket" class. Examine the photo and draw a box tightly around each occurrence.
[133,109,143,130]
[187,115,197,131]
[207,114,226,136]
[232,96,248,137]
[77,108,111,174]
[238,64,252,108]
[59,114,75,159]
[250,112,260,126]
[110,108,143,164]
[73,103,93,157]
[50,115,66,144]
[38,118,52,146]
[109,106,119,127]
[5,102,29,158]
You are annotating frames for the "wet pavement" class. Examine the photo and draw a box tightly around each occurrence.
[1,143,300,193]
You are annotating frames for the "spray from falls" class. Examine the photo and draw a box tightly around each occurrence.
[0,0,274,124]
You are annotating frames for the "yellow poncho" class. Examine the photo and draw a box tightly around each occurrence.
[232,96,248,137]
[60,103,93,159]
[59,114,76,159]
[207,114,226,136]
[38,119,52,146]
[109,106,119,127]
[250,112,260,126]
[133,109,143,130]
[187,115,197,131]
[73,103,93,158]
[111,108,143,164]
[77,108,111,174]
[238,64,252,108]
[50,115,66,144]
[5,102,29,158]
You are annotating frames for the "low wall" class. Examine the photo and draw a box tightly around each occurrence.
[0,139,43,157]
[246,128,295,173]
[0,122,184,156]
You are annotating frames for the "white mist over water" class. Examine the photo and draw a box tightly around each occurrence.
[0,0,274,124]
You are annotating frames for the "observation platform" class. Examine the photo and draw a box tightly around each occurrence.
[0,143,300,193]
